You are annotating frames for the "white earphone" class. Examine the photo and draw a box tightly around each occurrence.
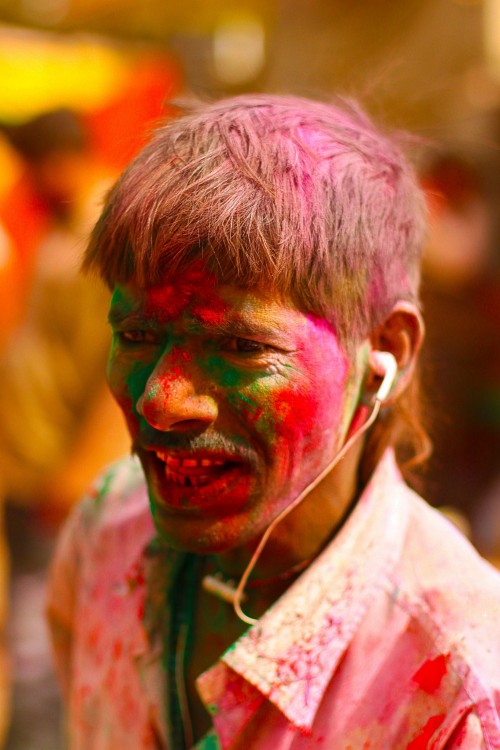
[369,351,398,404]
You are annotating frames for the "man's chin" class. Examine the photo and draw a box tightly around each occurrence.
[149,501,262,556]
[143,466,264,554]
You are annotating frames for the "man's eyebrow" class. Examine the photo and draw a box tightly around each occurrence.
[108,307,294,341]
[189,315,289,340]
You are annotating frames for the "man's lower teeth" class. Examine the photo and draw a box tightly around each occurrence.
[167,472,212,486]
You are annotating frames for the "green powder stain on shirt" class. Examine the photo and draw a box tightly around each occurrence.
[193,729,221,750]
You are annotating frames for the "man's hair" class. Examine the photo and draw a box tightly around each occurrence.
[84,94,430,471]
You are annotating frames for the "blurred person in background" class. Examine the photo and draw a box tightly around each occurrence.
[0,107,130,750]
[0,107,130,522]
[48,95,500,750]
[419,153,500,562]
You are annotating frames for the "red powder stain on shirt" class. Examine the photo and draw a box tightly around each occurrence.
[447,719,467,747]
[412,653,449,694]
[86,626,101,650]
[124,559,145,591]
[406,714,445,750]
[137,599,145,620]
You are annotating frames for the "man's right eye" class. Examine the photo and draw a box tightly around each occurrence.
[116,330,160,345]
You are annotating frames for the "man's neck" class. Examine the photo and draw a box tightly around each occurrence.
[212,436,365,585]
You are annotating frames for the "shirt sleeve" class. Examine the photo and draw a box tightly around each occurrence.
[444,711,488,750]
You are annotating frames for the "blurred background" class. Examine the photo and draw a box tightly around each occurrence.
[0,0,498,747]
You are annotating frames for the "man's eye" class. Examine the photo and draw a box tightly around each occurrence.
[226,337,268,354]
[117,330,160,345]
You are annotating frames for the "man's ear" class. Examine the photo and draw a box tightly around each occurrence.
[365,301,425,404]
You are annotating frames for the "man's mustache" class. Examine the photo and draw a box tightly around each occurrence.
[132,430,260,469]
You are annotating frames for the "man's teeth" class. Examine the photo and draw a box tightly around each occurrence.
[164,456,225,468]
[167,473,214,487]
[153,452,229,486]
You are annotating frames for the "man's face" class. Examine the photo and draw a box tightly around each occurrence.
[107,265,365,554]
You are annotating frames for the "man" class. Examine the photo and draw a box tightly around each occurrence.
[47,95,500,749]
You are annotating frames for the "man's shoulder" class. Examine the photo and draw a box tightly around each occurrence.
[402,487,500,600]
[399,486,500,692]
[68,455,153,549]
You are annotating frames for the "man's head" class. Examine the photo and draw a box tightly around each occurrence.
[85,94,425,345]
[85,95,427,554]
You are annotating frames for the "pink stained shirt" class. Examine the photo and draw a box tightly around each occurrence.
[47,451,500,749]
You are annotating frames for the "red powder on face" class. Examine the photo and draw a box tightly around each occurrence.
[272,387,319,435]
[412,653,449,694]
[144,263,221,323]
[406,714,445,750]
[144,283,189,322]
[193,294,229,327]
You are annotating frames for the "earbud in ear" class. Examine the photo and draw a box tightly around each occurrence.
[369,351,398,403]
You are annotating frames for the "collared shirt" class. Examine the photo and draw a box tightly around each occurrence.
[47,452,500,749]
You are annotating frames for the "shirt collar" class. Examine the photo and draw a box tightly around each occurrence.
[197,450,410,735]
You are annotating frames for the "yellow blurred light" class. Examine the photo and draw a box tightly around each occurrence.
[484,0,500,81]
[0,27,129,121]
[213,11,265,85]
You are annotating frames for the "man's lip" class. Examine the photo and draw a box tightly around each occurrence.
[143,447,244,475]
[141,446,250,496]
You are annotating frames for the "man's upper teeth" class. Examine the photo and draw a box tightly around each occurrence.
[157,453,225,468]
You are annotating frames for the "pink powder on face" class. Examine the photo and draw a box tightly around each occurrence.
[260,312,350,445]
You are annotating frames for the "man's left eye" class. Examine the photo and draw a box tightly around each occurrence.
[225,338,268,354]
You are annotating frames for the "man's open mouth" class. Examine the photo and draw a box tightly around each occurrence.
[153,450,240,487]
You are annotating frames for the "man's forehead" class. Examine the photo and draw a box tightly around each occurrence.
[108,275,308,334]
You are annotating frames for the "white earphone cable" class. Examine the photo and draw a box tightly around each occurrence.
[233,396,384,624]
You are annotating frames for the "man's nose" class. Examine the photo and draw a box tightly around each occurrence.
[136,353,218,432]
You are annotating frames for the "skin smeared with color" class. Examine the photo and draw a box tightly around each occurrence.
[107,265,369,577]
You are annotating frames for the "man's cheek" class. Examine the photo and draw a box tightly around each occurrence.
[107,365,151,434]
[115,394,141,437]
[228,381,322,462]
[226,378,280,443]
[272,387,322,438]
[108,357,152,402]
